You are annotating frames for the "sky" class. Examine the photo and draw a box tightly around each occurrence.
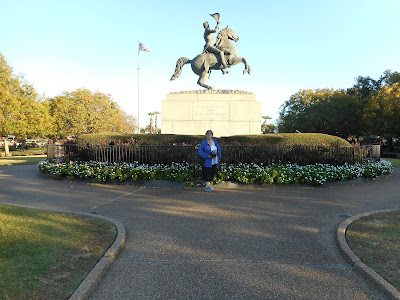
[2,0,400,129]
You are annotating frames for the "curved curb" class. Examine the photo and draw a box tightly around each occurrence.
[337,209,400,300]
[69,213,126,300]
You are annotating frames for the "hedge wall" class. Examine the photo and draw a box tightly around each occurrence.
[76,133,350,147]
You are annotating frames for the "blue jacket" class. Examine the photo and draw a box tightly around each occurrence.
[198,139,222,167]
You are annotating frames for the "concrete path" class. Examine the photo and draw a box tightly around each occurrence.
[1,165,399,299]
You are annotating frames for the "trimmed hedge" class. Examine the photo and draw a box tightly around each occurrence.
[76,133,350,147]
[76,133,202,146]
[221,133,350,146]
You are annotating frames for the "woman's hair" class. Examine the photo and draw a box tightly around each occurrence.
[205,130,213,136]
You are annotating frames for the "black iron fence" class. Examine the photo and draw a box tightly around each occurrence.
[47,144,377,166]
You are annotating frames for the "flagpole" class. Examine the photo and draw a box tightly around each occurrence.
[137,45,140,133]
[137,41,150,134]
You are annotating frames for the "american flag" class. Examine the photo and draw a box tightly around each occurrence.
[138,42,150,52]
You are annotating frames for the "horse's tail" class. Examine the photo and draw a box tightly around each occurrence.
[170,57,190,81]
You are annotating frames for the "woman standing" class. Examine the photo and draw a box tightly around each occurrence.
[198,130,221,191]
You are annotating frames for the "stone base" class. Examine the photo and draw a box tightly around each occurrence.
[161,90,261,136]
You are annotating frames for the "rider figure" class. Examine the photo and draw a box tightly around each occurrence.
[203,19,228,70]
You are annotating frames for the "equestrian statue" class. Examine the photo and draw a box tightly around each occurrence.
[170,13,251,90]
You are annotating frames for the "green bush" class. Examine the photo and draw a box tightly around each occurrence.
[76,132,350,147]
[225,133,350,146]
[76,133,202,146]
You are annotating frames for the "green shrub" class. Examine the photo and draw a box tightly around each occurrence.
[225,133,350,146]
[76,132,349,147]
[76,133,202,146]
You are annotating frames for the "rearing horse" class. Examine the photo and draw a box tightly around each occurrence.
[170,27,251,90]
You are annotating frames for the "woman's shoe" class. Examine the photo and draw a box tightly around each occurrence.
[205,186,214,192]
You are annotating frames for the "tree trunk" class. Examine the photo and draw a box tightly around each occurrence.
[2,138,10,157]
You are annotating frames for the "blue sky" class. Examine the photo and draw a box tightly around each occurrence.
[2,0,400,128]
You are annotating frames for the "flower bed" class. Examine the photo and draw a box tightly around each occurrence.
[38,159,393,186]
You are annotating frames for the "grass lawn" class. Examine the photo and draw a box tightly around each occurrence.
[383,158,400,167]
[1,148,46,157]
[0,155,46,166]
[346,210,400,291]
[0,205,116,299]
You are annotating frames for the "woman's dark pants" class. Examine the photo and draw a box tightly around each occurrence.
[202,164,218,182]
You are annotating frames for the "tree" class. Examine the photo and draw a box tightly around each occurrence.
[364,83,400,140]
[17,83,54,139]
[347,75,381,104]
[265,123,276,134]
[379,69,400,87]
[261,115,271,134]
[118,111,138,133]
[48,88,136,137]
[1,52,137,147]
[346,70,400,105]
[147,112,155,134]
[145,111,160,134]
[278,89,337,133]
[278,89,363,138]
[0,52,52,155]
[154,111,160,134]
[0,53,20,154]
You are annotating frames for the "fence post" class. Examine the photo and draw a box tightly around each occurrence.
[47,144,55,161]
[194,145,197,181]
[370,145,380,161]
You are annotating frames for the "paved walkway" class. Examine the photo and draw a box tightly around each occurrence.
[0,165,399,299]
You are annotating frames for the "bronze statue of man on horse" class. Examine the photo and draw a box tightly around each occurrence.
[170,13,251,90]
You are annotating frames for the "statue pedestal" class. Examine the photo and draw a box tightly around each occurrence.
[161,90,261,136]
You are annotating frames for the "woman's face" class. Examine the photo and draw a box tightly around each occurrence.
[206,132,213,139]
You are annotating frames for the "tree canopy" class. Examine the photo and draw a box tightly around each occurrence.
[364,83,400,137]
[0,53,52,139]
[48,88,136,137]
[0,52,137,140]
[278,89,363,138]
[278,70,400,139]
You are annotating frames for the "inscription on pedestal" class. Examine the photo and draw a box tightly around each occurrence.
[161,90,261,136]
[193,102,229,120]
